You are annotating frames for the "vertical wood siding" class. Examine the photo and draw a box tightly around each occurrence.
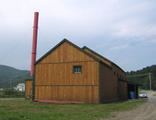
[35,42,99,103]
[118,81,127,100]
[99,63,118,102]
[83,46,127,102]
[40,42,94,64]
[25,80,32,99]
[112,65,127,100]
[99,63,127,102]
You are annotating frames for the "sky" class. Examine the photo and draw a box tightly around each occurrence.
[0,0,156,71]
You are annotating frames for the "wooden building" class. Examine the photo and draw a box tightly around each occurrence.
[25,79,32,99]
[34,39,127,103]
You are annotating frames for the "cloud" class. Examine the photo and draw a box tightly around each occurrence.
[109,44,129,51]
[0,0,155,71]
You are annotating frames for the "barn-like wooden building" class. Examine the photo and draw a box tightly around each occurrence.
[25,79,32,99]
[34,39,127,103]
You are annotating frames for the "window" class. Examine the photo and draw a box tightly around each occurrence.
[73,65,82,73]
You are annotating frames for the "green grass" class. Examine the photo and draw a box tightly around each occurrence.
[153,93,156,96]
[0,98,145,120]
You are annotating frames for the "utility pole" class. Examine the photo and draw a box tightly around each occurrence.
[149,73,152,91]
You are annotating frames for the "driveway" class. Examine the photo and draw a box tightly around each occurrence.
[106,92,156,120]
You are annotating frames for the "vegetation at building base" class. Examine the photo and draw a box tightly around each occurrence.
[127,65,156,90]
[0,98,144,120]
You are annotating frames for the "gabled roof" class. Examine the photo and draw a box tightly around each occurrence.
[82,46,112,68]
[35,39,125,73]
[82,46,125,73]
[36,39,100,64]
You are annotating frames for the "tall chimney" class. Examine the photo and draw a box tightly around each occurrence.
[31,12,39,101]
[31,12,39,76]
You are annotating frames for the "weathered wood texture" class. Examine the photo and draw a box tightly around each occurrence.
[25,80,32,99]
[113,65,127,100]
[83,46,127,102]
[40,42,95,63]
[118,81,127,100]
[99,64,127,102]
[35,42,99,103]
[99,63,118,102]
[34,40,127,103]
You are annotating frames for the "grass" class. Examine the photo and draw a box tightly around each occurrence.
[0,98,145,120]
[153,93,156,96]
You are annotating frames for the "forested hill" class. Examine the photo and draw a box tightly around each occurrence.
[0,64,156,90]
[0,65,30,88]
[127,65,156,90]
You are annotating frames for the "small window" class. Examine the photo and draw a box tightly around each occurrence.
[73,65,82,73]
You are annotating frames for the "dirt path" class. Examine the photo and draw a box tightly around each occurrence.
[106,93,156,120]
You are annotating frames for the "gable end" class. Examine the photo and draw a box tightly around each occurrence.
[36,39,100,64]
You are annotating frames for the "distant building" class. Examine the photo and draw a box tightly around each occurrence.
[0,88,4,91]
[14,83,25,92]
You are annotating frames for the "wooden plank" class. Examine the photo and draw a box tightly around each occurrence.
[35,41,99,103]
[40,42,95,64]
[25,80,32,99]
[35,85,99,103]
[36,61,98,85]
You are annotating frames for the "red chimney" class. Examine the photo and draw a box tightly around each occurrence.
[30,12,39,76]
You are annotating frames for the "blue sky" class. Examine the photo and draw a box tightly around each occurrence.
[0,0,155,71]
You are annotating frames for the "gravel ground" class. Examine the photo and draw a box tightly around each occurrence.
[105,91,156,120]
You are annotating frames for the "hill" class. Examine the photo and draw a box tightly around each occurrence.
[0,64,155,90]
[127,65,156,90]
[0,65,31,88]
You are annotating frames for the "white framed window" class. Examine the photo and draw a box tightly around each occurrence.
[73,65,82,73]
